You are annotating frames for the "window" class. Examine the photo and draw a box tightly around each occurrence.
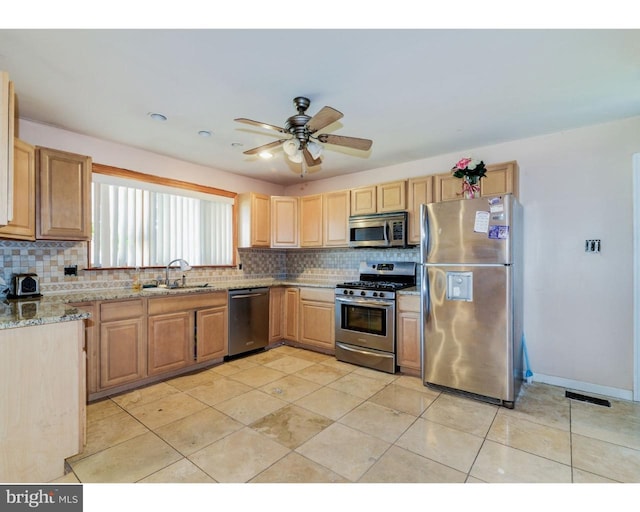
[90,165,236,268]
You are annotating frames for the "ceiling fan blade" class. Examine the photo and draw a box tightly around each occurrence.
[234,118,288,134]
[306,106,344,133]
[318,134,373,151]
[303,147,322,167]
[242,139,288,155]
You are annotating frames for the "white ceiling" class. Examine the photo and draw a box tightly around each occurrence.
[1,28,639,186]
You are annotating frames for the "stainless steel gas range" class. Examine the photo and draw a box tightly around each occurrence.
[334,261,416,373]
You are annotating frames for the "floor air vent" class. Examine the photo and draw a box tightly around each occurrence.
[565,390,611,407]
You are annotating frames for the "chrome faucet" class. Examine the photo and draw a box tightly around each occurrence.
[165,259,191,287]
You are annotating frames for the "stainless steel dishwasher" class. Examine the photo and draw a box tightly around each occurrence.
[228,287,270,357]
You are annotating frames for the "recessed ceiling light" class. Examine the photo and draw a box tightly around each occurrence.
[258,151,273,159]
[148,112,167,121]
[198,130,212,137]
[231,142,244,147]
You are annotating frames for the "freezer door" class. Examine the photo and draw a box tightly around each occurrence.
[421,195,514,264]
[422,264,515,402]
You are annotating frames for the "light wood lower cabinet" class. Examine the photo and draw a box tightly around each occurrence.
[87,292,228,400]
[196,305,228,361]
[397,295,421,374]
[148,311,193,376]
[269,286,285,344]
[299,287,335,352]
[284,287,299,341]
[99,299,146,389]
[0,320,85,483]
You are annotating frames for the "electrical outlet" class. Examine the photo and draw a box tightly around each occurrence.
[64,265,78,276]
[585,239,601,253]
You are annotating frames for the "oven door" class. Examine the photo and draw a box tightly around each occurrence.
[334,296,395,352]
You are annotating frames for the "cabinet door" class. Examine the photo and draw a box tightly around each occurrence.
[397,295,421,372]
[323,189,350,247]
[238,192,270,247]
[269,286,285,343]
[406,176,433,245]
[100,317,146,389]
[377,180,406,212]
[271,196,298,247]
[300,194,323,247]
[147,311,193,376]
[36,146,92,240]
[481,161,519,198]
[350,186,377,215]
[0,138,35,240]
[70,301,98,396]
[299,300,335,351]
[433,173,464,202]
[197,306,228,361]
[284,287,299,341]
[0,72,14,226]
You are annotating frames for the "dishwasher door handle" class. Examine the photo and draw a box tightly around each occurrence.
[231,293,266,299]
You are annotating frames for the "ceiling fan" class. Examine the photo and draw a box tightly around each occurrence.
[234,96,373,175]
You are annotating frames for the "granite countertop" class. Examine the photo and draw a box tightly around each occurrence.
[0,279,419,330]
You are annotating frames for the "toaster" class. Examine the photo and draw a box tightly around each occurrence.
[9,273,41,299]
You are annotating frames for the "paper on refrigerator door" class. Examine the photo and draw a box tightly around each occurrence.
[473,211,490,233]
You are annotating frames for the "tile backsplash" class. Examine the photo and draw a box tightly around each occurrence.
[0,240,419,294]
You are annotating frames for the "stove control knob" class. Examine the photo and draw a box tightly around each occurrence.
[372,292,378,297]
[360,291,366,296]
[349,290,354,295]
[379,292,385,298]
[343,290,349,295]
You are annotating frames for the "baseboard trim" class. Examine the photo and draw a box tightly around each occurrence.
[532,372,634,402]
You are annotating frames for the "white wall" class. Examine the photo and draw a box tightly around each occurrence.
[18,115,640,398]
[288,116,640,398]
[17,119,285,196]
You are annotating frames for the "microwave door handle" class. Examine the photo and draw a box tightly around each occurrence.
[383,220,390,244]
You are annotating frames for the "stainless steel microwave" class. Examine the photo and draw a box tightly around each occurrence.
[348,211,408,248]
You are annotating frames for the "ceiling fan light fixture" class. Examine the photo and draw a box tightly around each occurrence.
[283,140,299,156]
[307,140,323,160]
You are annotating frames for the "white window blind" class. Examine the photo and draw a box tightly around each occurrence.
[91,173,234,268]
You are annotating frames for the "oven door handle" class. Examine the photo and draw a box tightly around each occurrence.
[335,297,395,308]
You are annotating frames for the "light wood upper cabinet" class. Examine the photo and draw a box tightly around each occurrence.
[351,186,377,215]
[0,138,35,240]
[480,160,519,197]
[0,71,14,226]
[271,195,298,247]
[300,194,323,247]
[406,176,433,245]
[351,180,406,215]
[323,189,350,247]
[377,180,406,212]
[238,192,271,247]
[434,161,519,202]
[36,146,92,240]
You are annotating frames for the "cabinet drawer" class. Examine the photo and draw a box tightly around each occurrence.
[147,291,227,315]
[299,287,334,303]
[100,299,144,322]
[397,295,420,313]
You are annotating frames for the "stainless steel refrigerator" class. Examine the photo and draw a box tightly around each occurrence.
[420,194,523,408]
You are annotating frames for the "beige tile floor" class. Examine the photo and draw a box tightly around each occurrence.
[57,344,640,484]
